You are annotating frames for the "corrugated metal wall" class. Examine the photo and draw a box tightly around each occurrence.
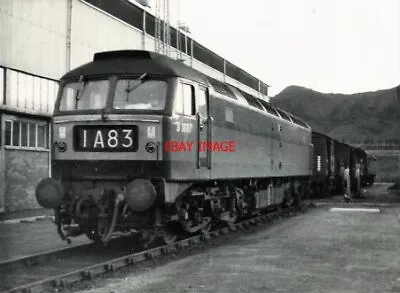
[4,69,58,114]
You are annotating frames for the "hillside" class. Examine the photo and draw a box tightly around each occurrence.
[270,85,400,145]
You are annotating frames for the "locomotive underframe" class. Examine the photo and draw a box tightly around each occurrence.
[54,175,309,244]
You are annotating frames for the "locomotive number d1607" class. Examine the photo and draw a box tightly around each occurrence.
[73,125,138,152]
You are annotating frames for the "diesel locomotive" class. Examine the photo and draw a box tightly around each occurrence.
[35,50,313,245]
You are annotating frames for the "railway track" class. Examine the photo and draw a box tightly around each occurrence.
[0,235,144,293]
[1,205,304,293]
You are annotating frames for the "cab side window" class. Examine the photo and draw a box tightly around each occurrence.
[197,87,207,118]
[175,83,195,115]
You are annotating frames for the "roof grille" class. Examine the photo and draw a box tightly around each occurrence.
[208,78,237,99]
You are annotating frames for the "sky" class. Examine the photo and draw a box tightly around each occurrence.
[146,0,400,96]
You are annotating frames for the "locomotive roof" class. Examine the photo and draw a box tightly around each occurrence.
[61,50,312,130]
[62,50,210,85]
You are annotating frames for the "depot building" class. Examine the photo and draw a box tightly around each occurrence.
[0,0,269,212]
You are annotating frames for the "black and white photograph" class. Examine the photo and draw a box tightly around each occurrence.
[0,0,400,292]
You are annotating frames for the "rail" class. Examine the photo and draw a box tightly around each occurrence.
[1,206,301,293]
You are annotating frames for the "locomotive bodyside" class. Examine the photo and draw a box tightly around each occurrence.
[207,94,311,180]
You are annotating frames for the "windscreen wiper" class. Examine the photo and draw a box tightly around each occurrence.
[74,75,85,110]
[125,73,148,101]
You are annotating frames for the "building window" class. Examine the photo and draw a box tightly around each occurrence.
[21,122,28,147]
[4,119,48,149]
[12,121,20,146]
[37,124,46,148]
[5,121,12,145]
[29,123,36,147]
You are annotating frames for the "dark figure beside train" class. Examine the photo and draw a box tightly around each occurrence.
[35,50,374,245]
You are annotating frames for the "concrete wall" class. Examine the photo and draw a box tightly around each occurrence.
[70,0,144,69]
[0,0,68,79]
[0,112,50,212]
[4,149,49,211]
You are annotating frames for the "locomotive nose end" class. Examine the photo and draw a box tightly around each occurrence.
[125,179,157,212]
[35,178,64,209]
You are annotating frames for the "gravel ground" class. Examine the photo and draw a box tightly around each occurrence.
[69,184,400,293]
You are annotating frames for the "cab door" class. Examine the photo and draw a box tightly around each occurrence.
[196,85,211,175]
